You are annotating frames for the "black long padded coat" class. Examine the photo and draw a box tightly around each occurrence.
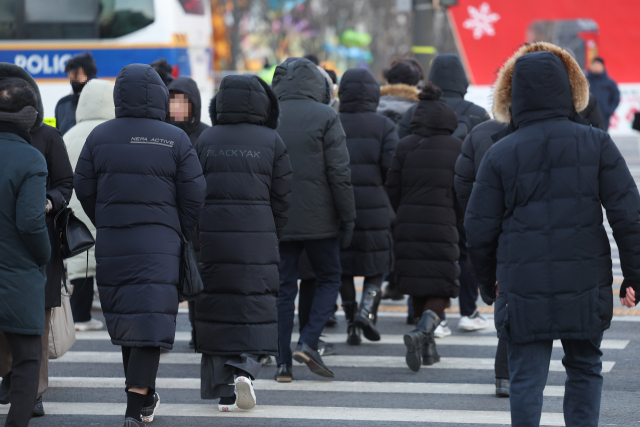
[338,68,398,277]
[74,64,205,349]
[0,63,74,309]
[465,43,640,344]
[386,95,462,298]
[194,75,292,356]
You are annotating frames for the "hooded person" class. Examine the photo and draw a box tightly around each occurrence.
[337,68,398,345]
[377,58,422,124]
[63,79,115,333]
[464,42,640,427]
[167,76,210,146]
[0,78,50,427]
[386,82,462,373]
[0,62,74,418]
[271,57,356,381]
[74,63,205,427]
[586,57,620,131]
[193,74,292,412]
[55,52,98,135]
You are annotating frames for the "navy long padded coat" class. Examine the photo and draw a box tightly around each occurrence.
[193,75,292,356]
[338,69,398,277]
[465,43,640,344]
[74,64,205,349]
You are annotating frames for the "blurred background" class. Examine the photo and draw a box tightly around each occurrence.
[1,0,639,140]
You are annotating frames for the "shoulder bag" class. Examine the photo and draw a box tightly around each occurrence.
[48,282,76,359]
[54,202,95,258]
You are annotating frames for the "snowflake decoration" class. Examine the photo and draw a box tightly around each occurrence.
[462,2,500,40]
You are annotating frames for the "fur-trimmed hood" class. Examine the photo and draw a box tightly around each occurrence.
[210,74,279,129]
[0,62,45,132]
[379,84,419,103]
[493,42,589,125]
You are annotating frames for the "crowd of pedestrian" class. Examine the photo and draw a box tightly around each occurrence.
[0,39,631,427]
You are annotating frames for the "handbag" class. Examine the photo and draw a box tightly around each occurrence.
[48,282,76,359]
[54,202,95,258]
[178,234,203,301]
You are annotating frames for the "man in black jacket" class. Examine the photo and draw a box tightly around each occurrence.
[55,52,97,135]
[272,57,356,381]
[465,42,640,427]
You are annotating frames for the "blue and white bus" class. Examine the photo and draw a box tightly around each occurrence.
[0,0,213,123]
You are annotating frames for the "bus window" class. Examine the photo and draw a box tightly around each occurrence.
[0,0,18,39]
[23,0,99,39]
[99,0,155,38]
[179,0,205,15]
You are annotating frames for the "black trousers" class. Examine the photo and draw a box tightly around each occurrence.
[458,258,479,317]
[121,347,160,392]
[495,337,509,379]
[70,277,94,323]
[3,332,41,427]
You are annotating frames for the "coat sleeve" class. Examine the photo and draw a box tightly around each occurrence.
[454,132,477,214]
[599,134,640,282]
[386,142,409,212]
[270,133,293,240]
[397,105,414,139]
[605,80,621,117]
[17,154,51,266]
[323,114,356,222]
[176,134,206,240]
[380,119,399,183]
[73,133,98,225]
[45,127,74,214]
[464,151,505,297]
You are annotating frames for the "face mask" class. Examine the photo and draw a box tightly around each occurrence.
[71,81,87,94]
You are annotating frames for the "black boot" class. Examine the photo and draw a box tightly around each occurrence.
[354,285,381,341]
[421,320,441,366]
[403,310,440,372]
[342,301,361,345]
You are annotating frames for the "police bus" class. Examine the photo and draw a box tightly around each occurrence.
[0,0,213,123]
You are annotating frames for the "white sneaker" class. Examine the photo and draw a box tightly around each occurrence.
[458,310,488,331]
[74,318,103,332]
[434,320,452,338]
[234,376,256,410]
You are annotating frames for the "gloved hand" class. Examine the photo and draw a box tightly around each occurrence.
[620,279,640,307]
[339,221,355,249]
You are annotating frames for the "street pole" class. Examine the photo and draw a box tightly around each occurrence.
[411,0,437,79]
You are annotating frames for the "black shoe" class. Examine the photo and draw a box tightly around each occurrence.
[141,392,160,423]
[275,364,293,382]
[123,417,144,426]
[325,313,338,328]
[421,333,441,366]
[0,373,10,405]
[318,339,337,356]
[404,310,440,372]
[496,378,510,397]
[32,396,44,417]
[292,343,335,378]
[354,285,382,341]
[342,301,361,346]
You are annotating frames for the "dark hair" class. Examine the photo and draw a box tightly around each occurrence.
[324,69,338,84]
[383,58,424,86]
[65,51,97,76]
[592,57,604,65]
[418,82,442,101]
[304,54,320,65]
[151,58,173,76]
[0,78,37,112]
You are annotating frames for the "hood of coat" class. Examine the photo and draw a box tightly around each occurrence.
[379,83,419,103]
[114,64,169,120]
[493,42,589,126]
[210,74,279,129]
[0,62,44,132]
[410,100,458,137]
[167,76,202,134]
[272,57,331,104]
[339,68,380,114]
[76,79,115,124]
[428,54,468,98]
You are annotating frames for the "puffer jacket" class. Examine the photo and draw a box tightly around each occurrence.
[465,42,640,344]
[74,64,205,349]
[398,55,490,140]
[587,70,620,129]
[377,84,419,125]
[194,75,292,356]
[272,57,355,241]
[0,63,74,309]
[64,79,115,281]
[386,94,462,298]
[339,68,398,276]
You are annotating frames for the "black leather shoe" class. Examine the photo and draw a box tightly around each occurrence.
[0,373,10,405]
[32,396,44,417]
[292,343,335,378]
[496,378,510,397]
[342,301,361,346]
[404,310,440,372]
[354,285,382,341]
[275,364,293,382]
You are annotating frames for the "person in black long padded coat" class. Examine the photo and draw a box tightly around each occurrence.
[194,75,292,412]
[338,68,398,345]
[74,64,205,427]
[386,83,462,373]
[0,63,74,417]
